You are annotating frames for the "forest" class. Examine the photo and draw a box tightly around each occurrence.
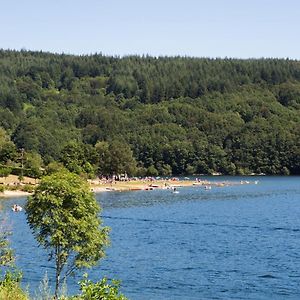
[0,49,299,177]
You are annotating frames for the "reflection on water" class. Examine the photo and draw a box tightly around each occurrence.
[2,176,300,299]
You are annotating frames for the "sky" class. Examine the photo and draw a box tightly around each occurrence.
[1,0,300,59]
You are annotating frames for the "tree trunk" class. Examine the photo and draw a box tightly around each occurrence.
[54,246,61,299]
[54,272,60,299]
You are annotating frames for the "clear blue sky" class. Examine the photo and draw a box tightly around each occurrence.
[1,0,299,58]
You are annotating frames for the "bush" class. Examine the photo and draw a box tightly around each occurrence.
[21,184,36,193]
[0,167,12,178]
[0,271,29,300]
[7,184,20,191]
[69,275,128,300]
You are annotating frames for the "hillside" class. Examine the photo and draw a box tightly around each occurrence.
[0,49,299,176]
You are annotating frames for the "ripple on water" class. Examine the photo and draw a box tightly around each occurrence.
[2,176,300,299]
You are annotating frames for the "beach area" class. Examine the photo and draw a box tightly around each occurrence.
[88,177,251,192]
[0,175,36,198]
[0,175,257,198]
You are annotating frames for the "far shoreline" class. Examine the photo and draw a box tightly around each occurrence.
[0,190,32,199]
[0,175,269,199]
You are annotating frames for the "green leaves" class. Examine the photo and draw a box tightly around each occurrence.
[0,50,300,175]
[25,170,110,298]
[69,274,128,300]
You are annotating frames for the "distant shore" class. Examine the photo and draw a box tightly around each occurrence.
[89,177,252,194]
[1,175,258,199]
[0,190,31,198]
[0,174,36,199]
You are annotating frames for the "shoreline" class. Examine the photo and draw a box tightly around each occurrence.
[0,190,32,198]
[89,178,252,193]
[0,178,259,199]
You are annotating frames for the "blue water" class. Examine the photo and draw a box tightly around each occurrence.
[1,176,300,299]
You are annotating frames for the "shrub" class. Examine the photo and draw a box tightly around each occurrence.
[69,275,128,300]
[0,271,29,300]
[21,184,36,193]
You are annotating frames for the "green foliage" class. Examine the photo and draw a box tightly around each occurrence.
[21,184,36,193]
[0,271,29,300]
[69,274,127,300]
[95,140,137,176]
[1,202,28,299]
[0,227,13,266]
[18,174,24,183]
[59,142,97,177]
[0,202,14,266]
[25,170,110,298]
[0,166,12,178]
[146,165,159,176]
[0,127,17,164]
[276,82,300,107]
[44,161,66,175]
[0,50,299,175]
[24,151,43,178]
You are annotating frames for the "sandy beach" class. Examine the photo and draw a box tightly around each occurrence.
[1,175,256,198]
[0,190,31,198]
[0,175,36,198]
[89,178,247,194]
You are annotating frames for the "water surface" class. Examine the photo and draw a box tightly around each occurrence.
[2,176,300,299]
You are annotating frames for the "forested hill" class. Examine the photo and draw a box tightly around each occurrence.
[0,49,299,176]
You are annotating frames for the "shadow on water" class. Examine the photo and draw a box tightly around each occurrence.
[101,214,300,234]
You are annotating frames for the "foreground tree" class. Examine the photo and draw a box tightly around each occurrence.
[1,205,29,300]
[25,170,110,299]
[0,207,14,267]
[0,230,14,268]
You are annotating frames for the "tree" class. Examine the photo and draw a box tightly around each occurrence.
[0,128,17,164]
[59,141,85,174]
[95,140,137,176]
[0,167,11,179]
[24,151,43,178]
[0,204,29,300]
[1,50,300,175]
[25,170,110,299]
[44,161,66,175]
[0,212,14,267]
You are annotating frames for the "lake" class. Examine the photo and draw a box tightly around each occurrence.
[2,176,300,299]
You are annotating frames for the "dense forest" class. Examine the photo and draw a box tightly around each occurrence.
[0,49,299,177]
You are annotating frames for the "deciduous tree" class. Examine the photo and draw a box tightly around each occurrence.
[25,170,110,299]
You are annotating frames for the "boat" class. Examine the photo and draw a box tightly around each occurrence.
[12,204,23,212]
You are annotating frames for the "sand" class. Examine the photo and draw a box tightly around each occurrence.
[1,175,253,198]
[0,190,31,198]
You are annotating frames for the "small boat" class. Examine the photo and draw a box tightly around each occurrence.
[204,186,211,190]
[12,204,23,212]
